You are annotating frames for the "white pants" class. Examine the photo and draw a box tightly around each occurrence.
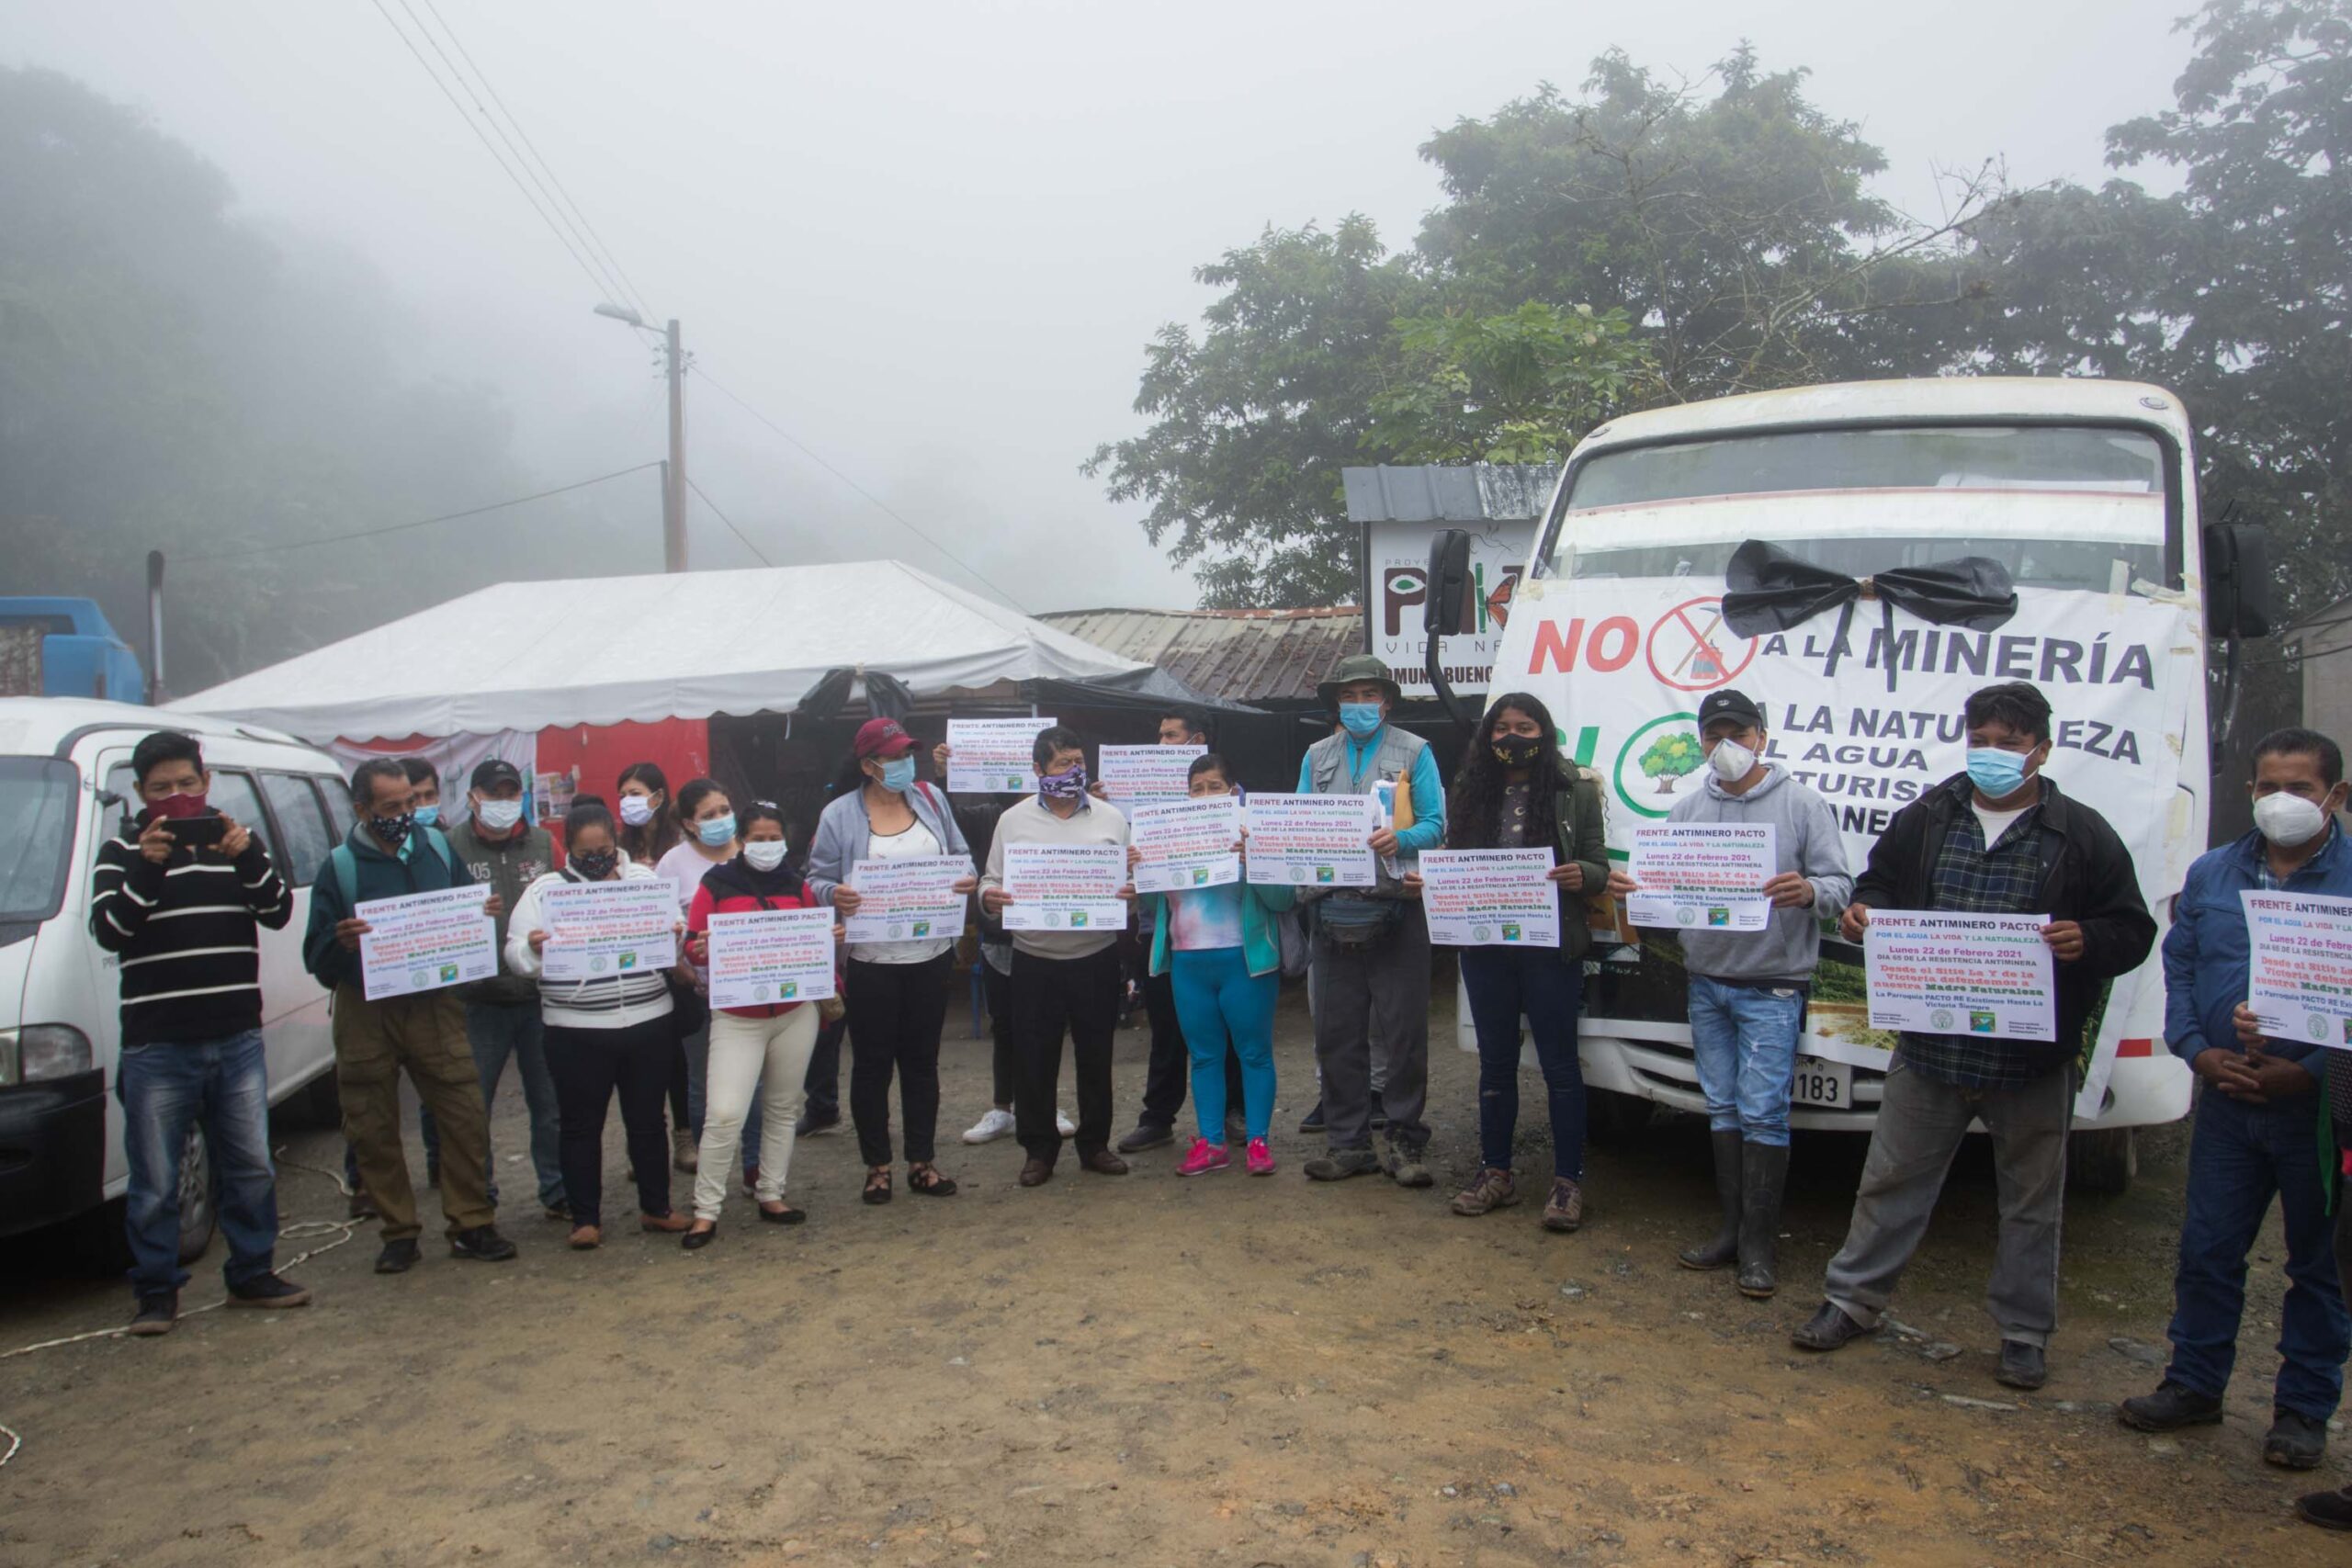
[695,1006,820,1221]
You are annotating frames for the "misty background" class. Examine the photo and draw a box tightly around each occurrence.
[6,2,2196,690]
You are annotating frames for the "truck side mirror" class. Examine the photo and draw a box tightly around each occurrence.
[1424,528,1476,638]
[2205,522,2273,639]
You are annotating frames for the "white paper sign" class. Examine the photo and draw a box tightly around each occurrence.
[1419,849,1561,947]
[707,907,837,1009]
[1626,823,1778,932]
[1864,911,2057,1042]
[1001,842,1128,931]
[2243,889,2352,1050]
[1242,793,1380,888]
[946,717,1056,794]
[1129,795,1242,895]
[357,883,496,1000]
[1099,744,1206,804]
[843,854,973,946]
[538,878,680,982]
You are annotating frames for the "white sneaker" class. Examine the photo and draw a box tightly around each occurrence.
[1056,1109,1077,1137]
[962,1108,1016,1145]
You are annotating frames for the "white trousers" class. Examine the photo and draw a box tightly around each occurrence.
[695,1006,820,1221]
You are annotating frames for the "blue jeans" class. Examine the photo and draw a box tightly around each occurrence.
[413,1003,568,1208]
[1168,947,1278,1143]
[1459,944,1585,1179]
[118,1030,279,1298]
[2165,1089,2347,1420]
[1687,975,1805,1147]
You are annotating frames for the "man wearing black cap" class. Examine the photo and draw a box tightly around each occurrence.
[447,758,568,1220]
[1648,689,1849,1299]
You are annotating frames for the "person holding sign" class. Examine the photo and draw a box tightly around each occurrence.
[1796,682,2154,1393]
[1412,694,1611,1231]
[2120,728,2352,1475]
[1295,655,1446,1187]
[1133,754,1295,1176]
[978,726,1135,1187]
[1654,689,1851,1298]
[305,758,517,1276]
[808,717,978,1204]
[506,799,693,1251]
[92,730,308,1334]
[681,801,833,1246]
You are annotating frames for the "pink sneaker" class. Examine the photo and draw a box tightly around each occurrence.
[1177,1137,1230,1177]
[1245,1137,1276,1177]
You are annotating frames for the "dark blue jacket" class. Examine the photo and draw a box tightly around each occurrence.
[2164,824,2352,1077]
[302,823,473,992]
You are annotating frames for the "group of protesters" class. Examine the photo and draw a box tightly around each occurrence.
[87,657,2352,1530]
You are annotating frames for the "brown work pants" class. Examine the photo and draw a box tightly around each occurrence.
[334,986,495,1243]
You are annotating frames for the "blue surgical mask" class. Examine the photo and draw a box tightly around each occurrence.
[1340,703,1385,739]
[879,756,916,794]
[412,804,440,827]
[1965,746,2033,799]
[696,814,737,847]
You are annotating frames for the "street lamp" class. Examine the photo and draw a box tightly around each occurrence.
[597,302,686,572]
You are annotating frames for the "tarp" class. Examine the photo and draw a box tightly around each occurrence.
[171,561,1147,743]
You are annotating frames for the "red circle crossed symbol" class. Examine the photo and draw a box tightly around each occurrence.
[1645,596,1756,692]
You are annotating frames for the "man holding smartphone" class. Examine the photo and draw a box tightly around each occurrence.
[90,730,310,1336]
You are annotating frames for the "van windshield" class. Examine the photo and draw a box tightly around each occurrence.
[0,758,78,928]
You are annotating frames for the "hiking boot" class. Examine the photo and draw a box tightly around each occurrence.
[2268,1407,2330,1470]
[374,1238,423,1275]
[1245,1137,1276,1176]
[226,1273,311,1309]
[1792,1302,1870,1352]
[1679,1130,1742,1269]
[448,1224,517,1262]
[1382,1137,1433,1189]
[1297,1100,1326,1134]
[1304,1146,1381,1181]
[2119,1382,2224,1432]
[1176,1137,1230,1177]
[671,1127,699,1173]
[1117,1122,1175,1155]
[2297,1484,2352,1531]
[1450,1167,1518,1216]
[1996,1339,2047,1391]
[1736,1141,1789,1298]
[1542,1177,1586,1233]
[127,1291,178,1337]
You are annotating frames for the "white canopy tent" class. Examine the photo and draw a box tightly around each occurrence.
[173,561,1146,743]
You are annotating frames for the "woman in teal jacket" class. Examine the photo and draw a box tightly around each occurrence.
[1136,754,1295,1178]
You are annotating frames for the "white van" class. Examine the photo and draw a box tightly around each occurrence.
[0,698,348,1264]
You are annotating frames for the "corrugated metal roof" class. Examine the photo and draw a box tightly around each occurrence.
[1038,606,1363,704]
[1340,464,1560,524]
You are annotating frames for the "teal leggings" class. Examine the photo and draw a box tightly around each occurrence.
[1169,947,1278,1143]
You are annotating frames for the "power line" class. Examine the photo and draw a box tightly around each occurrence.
[693,367,1029,611]
[367,0,617,307]
[685,477,775,567]
[412,0,655,323]
[183,462,662,562]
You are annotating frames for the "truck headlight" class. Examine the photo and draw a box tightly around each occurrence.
[0,1025,95,1085]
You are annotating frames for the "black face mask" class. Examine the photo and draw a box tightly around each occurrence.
[1490,734,1545,769]
[572,848,620,881]
[369,811,415,849]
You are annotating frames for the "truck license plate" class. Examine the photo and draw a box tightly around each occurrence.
[1791,1056,1851,1109]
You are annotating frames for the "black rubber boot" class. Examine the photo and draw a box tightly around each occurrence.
[1678,1130,1743,1270]
[1736,1141,1790,1299]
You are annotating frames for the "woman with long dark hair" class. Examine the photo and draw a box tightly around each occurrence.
[1414,692,1611,1233]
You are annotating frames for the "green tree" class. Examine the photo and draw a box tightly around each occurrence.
[1638,731,1704,792]
[1363,300,1656,465]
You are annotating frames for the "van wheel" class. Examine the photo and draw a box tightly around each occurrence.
[2068,1126,2136,1196]
[176,1124,218,1264]
[1586,1088,1655,1148]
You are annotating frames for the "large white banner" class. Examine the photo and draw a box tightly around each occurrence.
[1505,575,2199,1115]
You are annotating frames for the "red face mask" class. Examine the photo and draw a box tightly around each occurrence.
[146,792,210,821]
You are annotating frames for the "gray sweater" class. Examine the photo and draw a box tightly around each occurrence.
[1664,765,1852,986]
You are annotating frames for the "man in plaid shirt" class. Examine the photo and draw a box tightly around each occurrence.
[1792,682,2155,1391]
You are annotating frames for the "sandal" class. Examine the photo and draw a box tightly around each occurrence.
[863,1166,893,1205]
[907,1162,958,1198]
[568,1224,602,1250]
[758,1200,807,1225]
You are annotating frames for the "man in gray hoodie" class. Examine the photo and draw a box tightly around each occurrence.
[1655,688,1851,1297]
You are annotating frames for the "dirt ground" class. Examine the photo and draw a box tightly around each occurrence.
[2,981,2345,1568]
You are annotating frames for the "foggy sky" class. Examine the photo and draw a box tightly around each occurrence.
[13,1,2194,617]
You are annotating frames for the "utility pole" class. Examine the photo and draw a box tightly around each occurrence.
[663,317,686,573]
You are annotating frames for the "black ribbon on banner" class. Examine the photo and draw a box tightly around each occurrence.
[1719,539,2020,693]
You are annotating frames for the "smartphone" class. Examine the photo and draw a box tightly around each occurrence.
[163,815,228,852]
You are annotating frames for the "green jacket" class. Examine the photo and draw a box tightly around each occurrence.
[1551,767,1611,963]
[1145,880,1298,978]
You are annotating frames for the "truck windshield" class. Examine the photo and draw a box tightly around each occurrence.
[0,758,78,927]
[1556,424,2169,590]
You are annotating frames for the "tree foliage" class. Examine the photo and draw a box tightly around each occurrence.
[1638,731,1704,789]
[1364,301,1656,466]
